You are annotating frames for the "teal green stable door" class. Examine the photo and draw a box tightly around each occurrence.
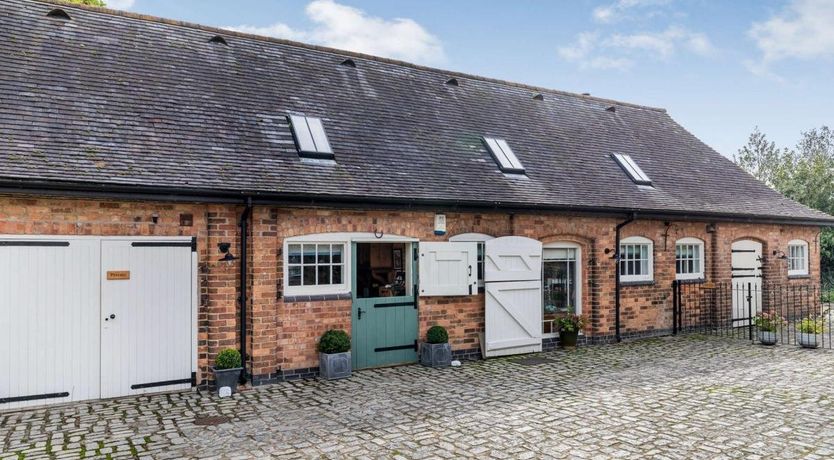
[351,242,419,369]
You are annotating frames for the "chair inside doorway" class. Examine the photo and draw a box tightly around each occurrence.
[355,243,409,298]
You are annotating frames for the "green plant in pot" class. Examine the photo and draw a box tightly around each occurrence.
[421,325,452,368]
[797,316,824,349]
[556,314,586,348]
[318,329,352,380]
[753,312,785,346]
[212,348,243,395]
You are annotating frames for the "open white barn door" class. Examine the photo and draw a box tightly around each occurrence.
[481,236,543,357]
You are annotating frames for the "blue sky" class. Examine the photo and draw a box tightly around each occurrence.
[106,0,834,159]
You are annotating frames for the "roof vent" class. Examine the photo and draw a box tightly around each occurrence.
[46,8,71,20]
[340,59,356,68]
[581,92,591,96]
[445,78,459,87]
[533,93,545,101]
[208,35,228,46]
[606,106,616,113]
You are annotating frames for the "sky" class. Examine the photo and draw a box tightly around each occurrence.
[103,0,834,159]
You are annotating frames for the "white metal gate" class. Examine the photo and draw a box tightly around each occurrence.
[0,236,196,410]
[731,240,763,326]
[482,236,543,357]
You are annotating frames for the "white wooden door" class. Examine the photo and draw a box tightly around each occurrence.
[483,236,543,357]
[101,240,194,399]
[419,242,478,296]
[0,238,100,410]
[731,240,763,326]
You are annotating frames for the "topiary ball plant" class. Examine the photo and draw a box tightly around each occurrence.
[426,325,449,344]
[215,348,242,370]
[319,329,351,354]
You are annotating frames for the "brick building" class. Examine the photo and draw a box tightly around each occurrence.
[1,0,832,409]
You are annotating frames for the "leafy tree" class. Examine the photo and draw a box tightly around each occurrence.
[64,0,107,6]
[736,126,834,274]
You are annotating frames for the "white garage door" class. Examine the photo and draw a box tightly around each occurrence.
[0,236,196,410]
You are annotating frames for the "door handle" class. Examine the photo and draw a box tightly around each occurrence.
[358,307,365,320]
[105,314,116,321]
[468,265,472,277]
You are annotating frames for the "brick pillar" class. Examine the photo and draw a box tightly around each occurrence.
[251,207,281,384]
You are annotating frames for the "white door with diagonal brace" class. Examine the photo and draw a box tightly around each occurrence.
[483,236,543,357]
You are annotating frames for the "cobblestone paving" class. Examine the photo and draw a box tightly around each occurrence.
[5,335,834,459]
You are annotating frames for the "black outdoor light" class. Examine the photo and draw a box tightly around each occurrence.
[218,242,238,261]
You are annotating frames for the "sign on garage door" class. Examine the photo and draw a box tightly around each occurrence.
[0,236,197,410]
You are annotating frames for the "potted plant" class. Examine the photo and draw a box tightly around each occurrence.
[556,314,586,348]
[797,316,824,349]
[318,329,352,380]
[212,348,243,394]
[753,312,785,345]
[421,325,452,368]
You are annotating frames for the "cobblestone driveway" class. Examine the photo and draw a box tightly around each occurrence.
[4,335,834,459]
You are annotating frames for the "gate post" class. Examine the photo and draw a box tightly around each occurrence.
[672,280,678,335]
[747,282,753,341]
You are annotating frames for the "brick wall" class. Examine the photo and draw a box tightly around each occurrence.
[0,196,823,384]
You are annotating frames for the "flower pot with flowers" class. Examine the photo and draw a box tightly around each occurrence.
[753,312,785,345]
[797,316,824,349]
[556,314,586,348]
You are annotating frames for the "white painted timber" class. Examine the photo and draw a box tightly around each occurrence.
[483,236,543,357]
[418,242,478,296]
[731,240,763,326]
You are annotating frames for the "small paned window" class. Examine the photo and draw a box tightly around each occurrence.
[287,243,344,287]
[787,240,809,276]
[619,236,653,283]
[676,238,704,280]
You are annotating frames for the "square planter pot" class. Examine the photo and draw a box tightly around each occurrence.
[421,342,452,368]
[758,330,778,345]
[559,330,579,348]
[320,351,352,380]
[797,332,822,349]
[212,367,242,394]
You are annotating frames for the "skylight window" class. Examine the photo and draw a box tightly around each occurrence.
[612,153,651,186]
[288,115,333,159]
[483,137,525,174]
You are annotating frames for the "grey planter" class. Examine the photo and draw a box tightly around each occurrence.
[319,351,352,380]
[212,367,242,394]
[758,330,778,345]
[797,332,822,349]
[420,342,452,368]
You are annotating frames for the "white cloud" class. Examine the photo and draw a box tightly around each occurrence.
[225,0,445,65]
[748,0,834,67]
[558,26,713,71]
[105,0,135,10]
[592,0,672,23]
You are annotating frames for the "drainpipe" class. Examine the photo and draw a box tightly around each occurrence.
[239,197,253,384]
[614,213,637,343]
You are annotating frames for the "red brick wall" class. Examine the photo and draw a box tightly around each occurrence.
[0,196,823,382]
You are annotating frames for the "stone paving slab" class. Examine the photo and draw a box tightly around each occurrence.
[4,335,834,459]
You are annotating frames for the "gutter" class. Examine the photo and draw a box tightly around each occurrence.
[614,213,637,343]
[238,197,253,384]
[0,179,832,227]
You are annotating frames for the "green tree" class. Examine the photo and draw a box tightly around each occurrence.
[736,126,834,274]
[64,0,107,6]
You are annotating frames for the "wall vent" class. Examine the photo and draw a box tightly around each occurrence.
[445,78,459,87]
[606,106,616,113]
[532,93,544,101]
[340,59,356,68]
[208,35,228,46]
[47,9,71,20]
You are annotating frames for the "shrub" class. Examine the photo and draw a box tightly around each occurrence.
[556,314,586,333]
[753,312,786,332]
[799,316,824,334]
[319,329,351,354]
[215,348,242,370]
[426,325,449,344]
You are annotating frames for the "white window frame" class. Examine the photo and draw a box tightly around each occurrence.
[787,239,809,276]
[542,242,583,338]
[449,233,494,288]
[619,236,653,283]
[675,237,705,281]
[283,232,417,297]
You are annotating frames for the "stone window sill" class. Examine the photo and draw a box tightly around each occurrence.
[283,292,352,303]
